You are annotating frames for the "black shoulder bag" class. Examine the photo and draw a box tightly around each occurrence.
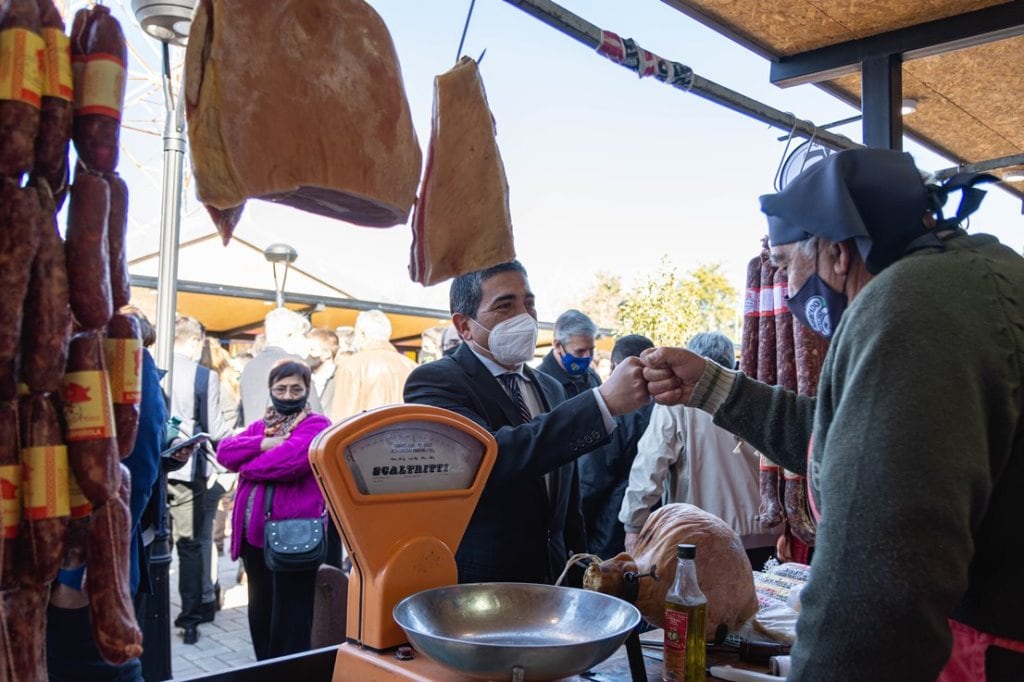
[263,484,327,572]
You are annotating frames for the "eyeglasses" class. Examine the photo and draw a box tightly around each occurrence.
[271,385,306,398]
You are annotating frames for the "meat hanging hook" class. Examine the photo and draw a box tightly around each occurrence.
[455,0,477,64]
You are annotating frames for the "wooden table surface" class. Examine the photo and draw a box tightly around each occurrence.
[579,630,777,681]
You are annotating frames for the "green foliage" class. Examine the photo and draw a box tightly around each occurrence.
[617,258,739,346]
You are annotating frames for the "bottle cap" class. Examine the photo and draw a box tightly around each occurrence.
[677,544,696,559]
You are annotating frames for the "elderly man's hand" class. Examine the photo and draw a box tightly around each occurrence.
[597,356,650,416]
[641,347,707,405]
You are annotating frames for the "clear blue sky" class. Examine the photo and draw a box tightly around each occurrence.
[113,0,1023,322]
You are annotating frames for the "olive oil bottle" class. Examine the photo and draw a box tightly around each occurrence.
[663,544,707,681]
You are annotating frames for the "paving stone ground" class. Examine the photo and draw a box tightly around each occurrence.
[168,548,256,680]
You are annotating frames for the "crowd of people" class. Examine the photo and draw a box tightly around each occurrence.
[58,148,1021,680]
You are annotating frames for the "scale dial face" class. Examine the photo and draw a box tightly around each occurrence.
[344,420,486,495]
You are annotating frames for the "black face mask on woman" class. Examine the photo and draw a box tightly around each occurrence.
[270,394,308,415]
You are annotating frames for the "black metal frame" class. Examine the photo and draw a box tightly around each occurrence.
[770,0,1024,87]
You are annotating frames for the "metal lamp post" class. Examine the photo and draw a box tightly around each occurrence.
[129,3,194,679]
[263,243,299,308]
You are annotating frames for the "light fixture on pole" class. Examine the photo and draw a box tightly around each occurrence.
[131,0,195,46]
[264,243,299,308]
[1003,168,1024,183]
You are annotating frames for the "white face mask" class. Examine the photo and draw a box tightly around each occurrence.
[472,313,538,366]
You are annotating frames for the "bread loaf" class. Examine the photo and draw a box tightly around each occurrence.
[184,0,421,244]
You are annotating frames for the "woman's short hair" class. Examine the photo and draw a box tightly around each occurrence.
[267,360,311,389]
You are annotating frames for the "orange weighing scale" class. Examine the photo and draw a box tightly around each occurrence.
[309,404,499,680]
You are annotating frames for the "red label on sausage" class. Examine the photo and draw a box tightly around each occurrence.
[61,370,116,441]
[0,464,22,538]
[72,52,125,118]
[41,28,73,101]
[22,445,71,519]
[103,338,142,404]
[0,28,45,108]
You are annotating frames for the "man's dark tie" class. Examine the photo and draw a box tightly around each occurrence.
[498,373,533,424]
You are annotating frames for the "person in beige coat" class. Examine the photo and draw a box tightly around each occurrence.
[331,310,417,422]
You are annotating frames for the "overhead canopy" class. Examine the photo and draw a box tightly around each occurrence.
[661,0,1024,183]
[128,232,452,346]
[127,232,611,351]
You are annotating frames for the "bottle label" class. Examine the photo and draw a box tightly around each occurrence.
[41,28,73,101]
[22,445,71,519]
[0,464,22,538]
[0,28,45,107]
[103,338,143,404]
[664,609,689,652]
[62,370,116,441]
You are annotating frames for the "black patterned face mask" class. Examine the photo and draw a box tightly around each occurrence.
[270,395,308,415]
[786,272,848,339]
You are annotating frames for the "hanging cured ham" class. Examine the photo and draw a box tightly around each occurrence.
[184,0,422,244]
[409,57,516,286]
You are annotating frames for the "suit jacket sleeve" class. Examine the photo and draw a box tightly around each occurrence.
[564,460,587,555]
[404,358,611,482]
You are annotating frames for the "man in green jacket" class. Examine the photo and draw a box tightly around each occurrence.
[643,148,1023,681]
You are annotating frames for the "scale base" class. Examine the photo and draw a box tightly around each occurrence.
[332,642,587,681]
[333,643,480,681]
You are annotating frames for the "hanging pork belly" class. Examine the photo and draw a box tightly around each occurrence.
[409,56,516,286]
[184,0,422,244]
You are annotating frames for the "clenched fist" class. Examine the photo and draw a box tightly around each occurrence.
[597,356,650,416]
[640,347,707,405]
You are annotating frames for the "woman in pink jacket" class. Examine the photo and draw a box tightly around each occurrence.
[217,360,331,660]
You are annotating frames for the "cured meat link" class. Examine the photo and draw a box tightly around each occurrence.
[0,0,43,177]
[2,586,47,680]
[104,313,141,458]
[85,495,142,664]
[0,405,20,590]
[105,173,131,309]
[14,393,69,587]
[63,331,120,505]
[0,183,42,400]
[739,254,760,378]
[19,185,71,394]
[793,317,829,397]
[33,0,73,207]
[65,172,112,330]
[774,268,797,392]
[71,4,126,173]
[784,471,817,545]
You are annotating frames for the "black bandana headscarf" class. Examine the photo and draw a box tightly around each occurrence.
[760,148,997,274]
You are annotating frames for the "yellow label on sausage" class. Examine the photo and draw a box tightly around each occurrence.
[68,472,91,519]
[0,28,44,108]
[41,28,72,101]
[22,445,70,520]
[103,338,142,404]
[71,52,124,119]
[0,464,22,539]
[61,370,116,441]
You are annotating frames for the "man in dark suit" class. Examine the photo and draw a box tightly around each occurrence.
[404,261,650,584]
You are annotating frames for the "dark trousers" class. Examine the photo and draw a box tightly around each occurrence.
[241,541,317,661]
[47,603,142,681]
[169,480,224,626]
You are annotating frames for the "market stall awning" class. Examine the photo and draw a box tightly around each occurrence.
[127,231,607,351]
[660,0,1024,183]
[128,232,453,345]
